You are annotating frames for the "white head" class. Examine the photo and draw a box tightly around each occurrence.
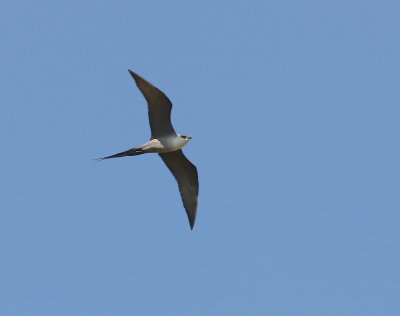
[179,134,192,143]
[178,134,192,148]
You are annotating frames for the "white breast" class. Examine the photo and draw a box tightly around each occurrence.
[159,135,188,152]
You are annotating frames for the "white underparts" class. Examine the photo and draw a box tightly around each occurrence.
[141,134,190,153]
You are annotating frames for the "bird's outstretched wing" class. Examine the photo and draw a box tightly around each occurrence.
[128,70,176,138]
[159,150,199,229]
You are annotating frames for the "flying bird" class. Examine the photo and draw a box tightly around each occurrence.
[99,70,199,229]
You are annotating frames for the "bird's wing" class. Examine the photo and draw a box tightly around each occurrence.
[128,70,176,138]
[159,150,199,229]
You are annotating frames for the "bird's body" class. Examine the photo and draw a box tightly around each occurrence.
[99,70,199,229]
[147,134,191,153]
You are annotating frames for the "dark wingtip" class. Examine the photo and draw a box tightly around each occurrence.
[128,69,141,85]
[189,217,195,230]
[128,69,139,78]
[128,69,135,78]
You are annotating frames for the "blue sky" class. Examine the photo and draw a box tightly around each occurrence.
[1,1,399,315]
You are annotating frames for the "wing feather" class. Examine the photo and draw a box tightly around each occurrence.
[128,70,176,138]
[159,150,199,229]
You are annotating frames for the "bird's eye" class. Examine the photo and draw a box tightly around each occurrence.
[180,135,186,139]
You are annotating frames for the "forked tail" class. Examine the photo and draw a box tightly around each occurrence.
[97,147,144,161]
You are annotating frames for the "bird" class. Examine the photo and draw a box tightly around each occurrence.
[99,70,199,229]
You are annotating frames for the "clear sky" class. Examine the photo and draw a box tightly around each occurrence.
[1,1,399,315]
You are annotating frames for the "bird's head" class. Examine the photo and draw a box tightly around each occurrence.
[179,134,192,142]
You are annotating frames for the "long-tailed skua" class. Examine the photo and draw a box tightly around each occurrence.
[99,70,199,229]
